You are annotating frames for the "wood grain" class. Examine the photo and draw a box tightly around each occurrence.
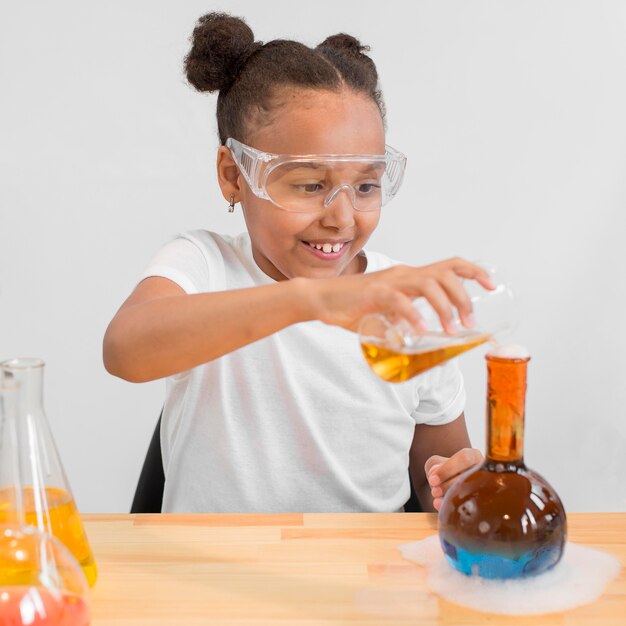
[83,512,626,625]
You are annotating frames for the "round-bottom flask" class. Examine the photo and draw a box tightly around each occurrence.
[438,350,567,579]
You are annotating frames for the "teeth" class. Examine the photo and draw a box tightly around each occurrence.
[308,242,344,253]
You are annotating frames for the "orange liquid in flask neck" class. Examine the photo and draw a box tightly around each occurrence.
[0,487,97,587]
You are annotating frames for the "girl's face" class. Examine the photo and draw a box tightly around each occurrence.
[222,89,385,281]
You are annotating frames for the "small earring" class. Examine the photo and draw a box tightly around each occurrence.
[228,194,236,213]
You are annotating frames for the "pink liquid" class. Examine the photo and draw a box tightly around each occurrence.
[0,587,89,626]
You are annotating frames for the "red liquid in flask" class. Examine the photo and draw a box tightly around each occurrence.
[0,587,89,626]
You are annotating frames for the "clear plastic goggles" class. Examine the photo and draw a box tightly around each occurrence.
[226,137,407,212]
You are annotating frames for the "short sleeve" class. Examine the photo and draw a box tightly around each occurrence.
[410,359,466,426]
[137,236,210,295]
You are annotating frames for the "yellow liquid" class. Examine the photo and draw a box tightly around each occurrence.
[361,334,490,383]
[0,486,98,587]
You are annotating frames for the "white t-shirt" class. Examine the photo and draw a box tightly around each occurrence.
[139,230,465,513]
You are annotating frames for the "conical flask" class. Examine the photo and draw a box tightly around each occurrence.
[0,376,91,625]
[0,358,97,587]
[359,263,517,383]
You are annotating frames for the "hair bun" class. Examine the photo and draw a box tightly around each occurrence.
[318,34,370,57]
[184,12,261,93]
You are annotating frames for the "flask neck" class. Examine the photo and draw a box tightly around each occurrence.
[0,381,26,526]
[0,358,45,414]
[485,354,529,465]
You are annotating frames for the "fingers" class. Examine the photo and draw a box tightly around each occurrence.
[432,473,471,499]
[424,455,447,477]
[427,448,484,505]
[437,271,474,329]
[361,258,495,337]
[389,260,493,335]
[434,261,496,329]
[428,448,483,487]
[417,279,457,335]
[384,292,428,333]
[445,259,496,291]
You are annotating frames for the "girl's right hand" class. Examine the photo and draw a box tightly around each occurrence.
[304,258,495,334]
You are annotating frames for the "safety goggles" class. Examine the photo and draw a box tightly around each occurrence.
[226,137,407,212]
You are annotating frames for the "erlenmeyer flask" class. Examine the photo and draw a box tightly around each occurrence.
[0,378,90,625]
[359,263,517,383]
[0,359,97,587]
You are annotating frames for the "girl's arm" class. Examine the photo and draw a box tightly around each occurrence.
[408,414,483,512]
[103,276,311,382]
[104,259,493,382]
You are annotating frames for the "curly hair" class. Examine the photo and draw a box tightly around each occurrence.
[184,12,386,144]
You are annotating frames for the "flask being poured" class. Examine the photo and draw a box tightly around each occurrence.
[359,263,517,382]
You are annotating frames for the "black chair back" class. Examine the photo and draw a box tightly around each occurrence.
[130,413,165,513]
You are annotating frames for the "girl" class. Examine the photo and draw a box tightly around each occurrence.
[104,12,488,513]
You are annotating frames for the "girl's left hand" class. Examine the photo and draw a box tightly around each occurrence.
[424,448,484,511]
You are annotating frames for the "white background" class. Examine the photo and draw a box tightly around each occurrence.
[1,1,625,513]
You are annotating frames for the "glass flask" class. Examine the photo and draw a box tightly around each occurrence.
[0,359,97,587]
[359,264,517,383]
[0,378,91,625]
[437,348,567,579]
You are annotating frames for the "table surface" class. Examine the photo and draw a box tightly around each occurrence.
[84,512,626,626]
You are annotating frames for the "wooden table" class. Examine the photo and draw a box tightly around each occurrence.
[84,512,626,625]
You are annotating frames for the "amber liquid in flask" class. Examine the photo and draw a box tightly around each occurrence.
[437,349,567,579]
[0,358,98,587]
[361,331,491,383]
[359,265,517,382]
[0,487,97,586]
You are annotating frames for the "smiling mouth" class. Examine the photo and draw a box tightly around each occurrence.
[305,241,346,253]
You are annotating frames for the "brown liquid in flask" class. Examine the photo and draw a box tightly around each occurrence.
[437,352,567,578]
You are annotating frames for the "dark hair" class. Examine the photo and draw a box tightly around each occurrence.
[184,12,385,144]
